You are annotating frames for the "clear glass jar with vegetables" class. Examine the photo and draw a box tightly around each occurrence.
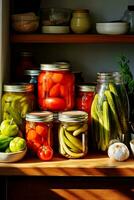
[2,83,35,133]
[25,111,53,160]
[91,72,129,151]
[58,111,88,158]
[38,63,75,111]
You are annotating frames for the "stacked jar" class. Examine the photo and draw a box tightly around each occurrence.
[91,72,129,151]
[2,83,35,133]
[38,63,75,111]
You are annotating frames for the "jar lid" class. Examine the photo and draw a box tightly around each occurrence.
[78,85,96,92]
[20,52,32,57]
[3,83,34,92]
[40,63,70,71]
[97,72,113,82]
[59,111,88,122]
[26,111,53,122]
[73,9,89,14]
[24,69,40,76]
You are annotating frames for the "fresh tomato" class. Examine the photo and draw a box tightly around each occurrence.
[37,145,53,161]
[45,97,66,111]
[49,83,61,97]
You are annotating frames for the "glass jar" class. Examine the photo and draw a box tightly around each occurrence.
[2,83,35,133]
[16,51,37,82]
[24,69,40,96]
[25,111,53,158]
[38,63,75,111]
[122,5,134,33]
[91,72,129,151]
[58,111,88,158]
[70,9,91,34]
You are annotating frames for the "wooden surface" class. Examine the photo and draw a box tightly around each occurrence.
[11,34,134,44]
[0,154,134,176]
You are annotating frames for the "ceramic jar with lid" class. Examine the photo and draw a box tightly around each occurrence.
[58,111,88,158]
[38,63,75,111]
[70,9,91,34]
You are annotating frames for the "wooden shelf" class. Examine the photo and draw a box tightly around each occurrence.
[0,154,134,176]
[11,34,134,44]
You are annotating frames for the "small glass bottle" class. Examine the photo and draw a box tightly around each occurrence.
[2,83,35,133]
[25,111,53,158]
[122,5,134,33]
[91,72,129,151]
[70,9,91,34]
[58,111,88,158]
[38,63,75,111]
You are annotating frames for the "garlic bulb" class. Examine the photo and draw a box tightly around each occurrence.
[108,142,130,161]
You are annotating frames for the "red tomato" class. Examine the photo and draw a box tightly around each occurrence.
[35,124,48,137]
[52,73,64,83]
[45,97,66,111]
[37,145,53,161]
[49,83,61,97]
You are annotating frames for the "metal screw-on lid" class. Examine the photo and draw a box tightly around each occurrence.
[97,72,113,83]
[3,83,34,92]
[26,111,53,122]
[20,52,32,57]
[78,85,96,92]
[59,111,88,122]
[24,69,40,76]
[40,63,70,71]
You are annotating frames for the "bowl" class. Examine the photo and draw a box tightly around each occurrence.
[130,139,134,156]
[96,22,129,35]
[11,12,39,33]
[0,147,27,163]
[41,8,72,26]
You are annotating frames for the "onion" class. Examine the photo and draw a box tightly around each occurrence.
[108,142,130,161]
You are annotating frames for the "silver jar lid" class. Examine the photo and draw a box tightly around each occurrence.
[78,85,96,92]
[24,69,40,76]
[26,111,53,122]
[40,63,70,71]
[59,111,88,122]
[3,83,34,92]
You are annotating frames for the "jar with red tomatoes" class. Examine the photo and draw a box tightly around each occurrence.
[76,84,96,124]
[38,63,75,111]
[25,111,53,161]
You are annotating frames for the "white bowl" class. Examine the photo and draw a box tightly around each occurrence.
[96,22,129,35]
[0,147,27,163]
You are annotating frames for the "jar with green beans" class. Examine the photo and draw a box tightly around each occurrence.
[91,72,129,151]
[2,83,35,133]
[58,111,88,158]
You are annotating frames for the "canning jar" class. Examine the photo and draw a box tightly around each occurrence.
[76,84,95,124]
[58,111,88,158]
[38,63,75,111]
[91,72,129,151]
[2,83,35,133]
[24,69,40,96]
[25,111,53,158]
[70,9,91,34]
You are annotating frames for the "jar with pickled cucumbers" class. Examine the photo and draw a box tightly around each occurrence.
[38,63,75,111]
[25,111,53,159]
[58,111,88,158]
[2,83,35,133]
[91,72,129,152]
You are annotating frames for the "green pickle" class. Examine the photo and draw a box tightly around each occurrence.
[2,84,35,132]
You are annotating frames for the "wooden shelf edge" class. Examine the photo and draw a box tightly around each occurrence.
[0,154,134,176]
[11,34,134,44]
